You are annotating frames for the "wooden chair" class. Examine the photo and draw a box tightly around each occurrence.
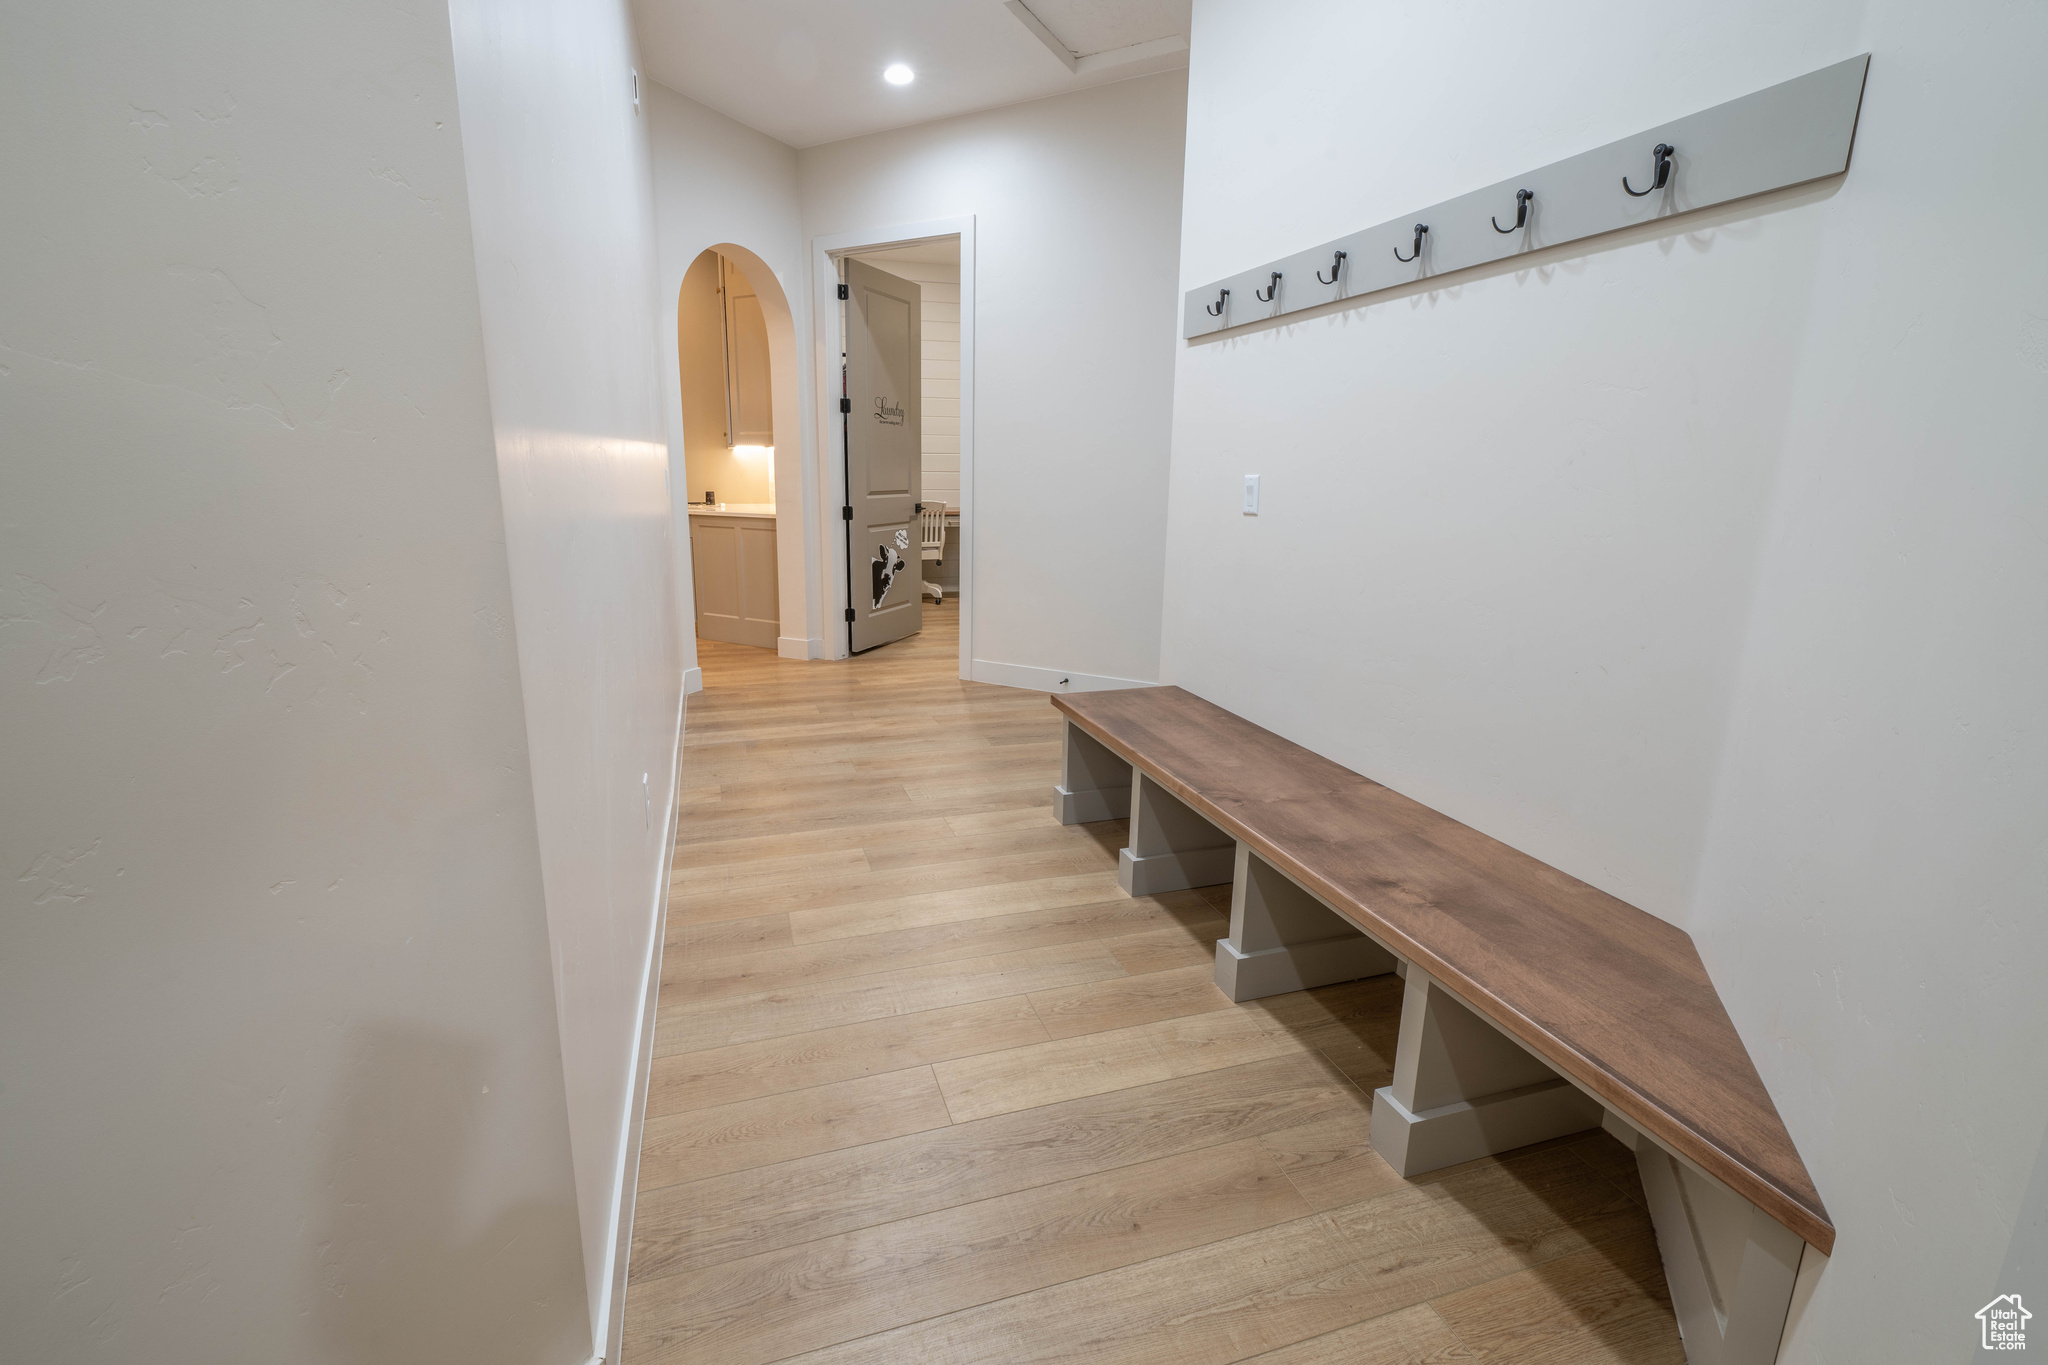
[917,502,947,603]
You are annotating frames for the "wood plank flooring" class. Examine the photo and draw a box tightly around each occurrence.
[624,602,1682,1364]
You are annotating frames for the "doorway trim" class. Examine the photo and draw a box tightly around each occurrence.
[809,215,976,677]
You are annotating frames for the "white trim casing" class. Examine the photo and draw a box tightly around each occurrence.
[681,666,702,696]
[810,215,977,676]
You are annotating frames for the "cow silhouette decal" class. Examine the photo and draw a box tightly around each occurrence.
[871,530,909,609]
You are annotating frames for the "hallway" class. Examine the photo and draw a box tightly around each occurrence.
[624,606,1683,1364]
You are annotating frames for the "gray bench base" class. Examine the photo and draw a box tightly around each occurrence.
[1054,783,1127,825]
[1214,934,1393,1001]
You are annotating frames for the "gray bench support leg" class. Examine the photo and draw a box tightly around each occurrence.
[1214,845,1397,1001]
[1601,1116,1809,1365]
[1370,967,1602,1176]
[1053,718,1131,825]
[1117,771,1234,895]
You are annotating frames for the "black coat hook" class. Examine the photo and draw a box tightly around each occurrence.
[1492,188,1533,233]
[1205,288,1229,316]
[1254,271,1281,302]
[1623,143,1674,197]
[1393,223,1428,263]
[1316,250,1347,285]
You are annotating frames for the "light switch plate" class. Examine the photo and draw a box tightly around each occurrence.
[1243,474,1260,514]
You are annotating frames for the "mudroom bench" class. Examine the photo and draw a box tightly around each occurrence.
[1052,685,1832,1365]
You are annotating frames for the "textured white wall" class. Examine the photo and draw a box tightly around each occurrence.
[1165,0,2048,1356]
[800,73,1188,686]
[445,0,681,1350]
[0,0,587,1360]
[1681,4,2048,1349]
[646,83,814,661]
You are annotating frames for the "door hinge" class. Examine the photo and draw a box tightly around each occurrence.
[844,607,857,622]
[837,283,849,300]
[842,505,853,521]
[840,397,852,413]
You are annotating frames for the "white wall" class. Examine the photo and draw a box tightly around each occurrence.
[444,0,680,1352]
[800,73,1189,686]
[0,0,588,1360]
[647,83,814,663]
[1164,0,2048,1357]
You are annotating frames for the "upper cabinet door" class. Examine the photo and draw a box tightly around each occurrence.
[723,257,774,446]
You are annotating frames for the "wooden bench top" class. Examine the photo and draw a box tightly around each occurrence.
[1053,685,1833,1254]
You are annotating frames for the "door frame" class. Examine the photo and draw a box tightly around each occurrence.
[809,215,976,675]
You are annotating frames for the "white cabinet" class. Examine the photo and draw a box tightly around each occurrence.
[690,510,778,649]
[722,257,773,448]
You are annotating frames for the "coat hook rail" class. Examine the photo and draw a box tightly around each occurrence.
[1181,55,1868,339]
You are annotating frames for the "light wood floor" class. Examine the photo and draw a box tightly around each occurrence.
[625,601,1683,1365]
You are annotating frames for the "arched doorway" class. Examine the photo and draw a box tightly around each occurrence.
[669,243,816,669]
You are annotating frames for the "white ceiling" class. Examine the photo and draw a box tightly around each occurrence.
[631,0,1191,149]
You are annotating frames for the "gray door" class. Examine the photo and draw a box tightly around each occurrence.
[843,256,922,653]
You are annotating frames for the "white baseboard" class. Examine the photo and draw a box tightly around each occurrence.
[778,635,822,660]
[682,666,702,694]
[969,658,1155,693]
[593,692,684,1364]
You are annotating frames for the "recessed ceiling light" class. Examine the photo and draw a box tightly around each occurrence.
[883,63,915,86]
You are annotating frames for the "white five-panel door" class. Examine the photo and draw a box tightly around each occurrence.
[842,256,923,654]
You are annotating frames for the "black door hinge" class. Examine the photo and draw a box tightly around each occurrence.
[840,397,852,413]
[842,505,853,521]
[837,283,849,300]
[844,607,856,622]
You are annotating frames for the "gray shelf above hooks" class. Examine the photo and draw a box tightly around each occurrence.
[1182,53,1870,339]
